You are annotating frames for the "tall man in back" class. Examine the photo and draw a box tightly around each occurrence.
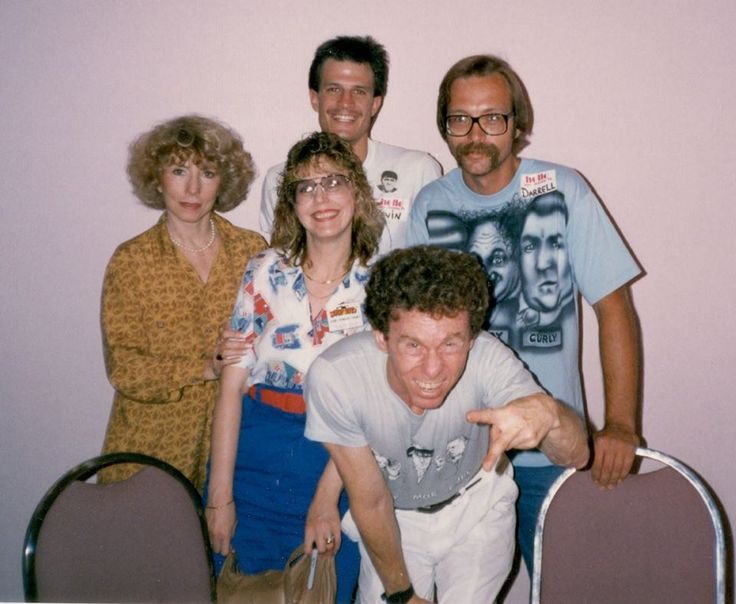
[260,35,441,253]
[407,54,643,571]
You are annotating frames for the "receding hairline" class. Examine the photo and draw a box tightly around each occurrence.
[447,72,514,110]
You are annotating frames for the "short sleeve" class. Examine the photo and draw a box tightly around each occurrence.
[304,355,368,448]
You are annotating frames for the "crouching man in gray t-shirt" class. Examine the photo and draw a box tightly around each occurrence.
[304,246,589,604]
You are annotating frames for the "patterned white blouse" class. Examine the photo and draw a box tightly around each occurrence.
[230,247,371,392]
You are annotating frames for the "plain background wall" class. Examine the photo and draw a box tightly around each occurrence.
[1,1,734,600]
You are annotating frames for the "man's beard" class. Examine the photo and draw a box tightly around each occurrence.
[455,142,500,171]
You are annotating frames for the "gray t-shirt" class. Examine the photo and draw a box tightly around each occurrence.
[304,331,541,509]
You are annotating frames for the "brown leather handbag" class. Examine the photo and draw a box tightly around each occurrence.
[217,546,336,604]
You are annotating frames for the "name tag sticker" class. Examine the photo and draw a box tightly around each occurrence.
[376,196,408,222]
[327,301,364,333]
[520,170,558,199]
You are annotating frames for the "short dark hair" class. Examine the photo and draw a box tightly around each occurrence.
[365,246,489,336]
[523,191,568,226]
[271,132,384,268]
[437,54,534,154]
[126,114,255,212]
[308,35,389,98]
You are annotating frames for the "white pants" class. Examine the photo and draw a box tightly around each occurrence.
[343,463,518,604]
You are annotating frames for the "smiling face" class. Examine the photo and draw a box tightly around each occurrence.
[160,156,220,225]
[309,59,383,161]
[294,158,355,247]
[445,73,518,194]
[374,309,475,415]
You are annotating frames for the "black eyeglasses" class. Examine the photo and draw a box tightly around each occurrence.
[294,174,351,199]
[445,113,515,137]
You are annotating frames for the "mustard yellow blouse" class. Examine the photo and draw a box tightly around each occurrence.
[100,213,266,490]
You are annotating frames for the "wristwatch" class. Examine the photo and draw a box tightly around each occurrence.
[381,584,415,603]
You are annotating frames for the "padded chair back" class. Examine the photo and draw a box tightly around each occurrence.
[531,447,726,604]
[23,453,216,603]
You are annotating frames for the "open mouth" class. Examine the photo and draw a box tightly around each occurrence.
[330,112,359,123]
[312,209,339,221]
[414,379,444,394]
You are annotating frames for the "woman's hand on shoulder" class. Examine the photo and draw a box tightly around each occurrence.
[206,324,250,380]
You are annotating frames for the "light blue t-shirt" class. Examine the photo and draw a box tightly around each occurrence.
[407,159,641,466]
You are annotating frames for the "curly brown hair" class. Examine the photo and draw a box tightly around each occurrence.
[365,246,490,336]
[271,131,384,268]
[127,114,255,211]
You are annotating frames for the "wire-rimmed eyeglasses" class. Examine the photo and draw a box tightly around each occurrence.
[295,173,351,200]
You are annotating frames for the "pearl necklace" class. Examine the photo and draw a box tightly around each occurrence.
[169,217,216,253]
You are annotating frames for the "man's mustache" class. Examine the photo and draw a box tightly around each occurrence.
[457,142,497,157]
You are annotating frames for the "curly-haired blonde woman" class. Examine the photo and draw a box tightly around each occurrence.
[100,115,266,491]
[206,132,384,602]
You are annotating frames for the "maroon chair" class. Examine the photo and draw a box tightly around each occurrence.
[23,453,216,603]
[531,447,726,604]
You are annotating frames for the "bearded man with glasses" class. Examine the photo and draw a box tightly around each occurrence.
[407,55,644,579]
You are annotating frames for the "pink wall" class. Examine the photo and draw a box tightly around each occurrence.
[2,1,734,600]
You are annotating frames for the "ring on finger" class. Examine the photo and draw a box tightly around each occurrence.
[325,534,335,545]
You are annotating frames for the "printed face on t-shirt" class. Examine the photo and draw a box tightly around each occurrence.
[468,218,519,302]
[520,209,572,312]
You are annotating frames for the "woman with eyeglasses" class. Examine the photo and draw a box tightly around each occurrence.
[206,131,384,602]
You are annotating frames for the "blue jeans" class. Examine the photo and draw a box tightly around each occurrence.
[206,387,359,603]
[514,464,565,573]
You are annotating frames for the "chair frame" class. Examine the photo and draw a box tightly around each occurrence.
[530,446,726,604]
[22,452,217,603]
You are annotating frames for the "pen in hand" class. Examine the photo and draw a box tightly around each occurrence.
[307,547,318,590]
